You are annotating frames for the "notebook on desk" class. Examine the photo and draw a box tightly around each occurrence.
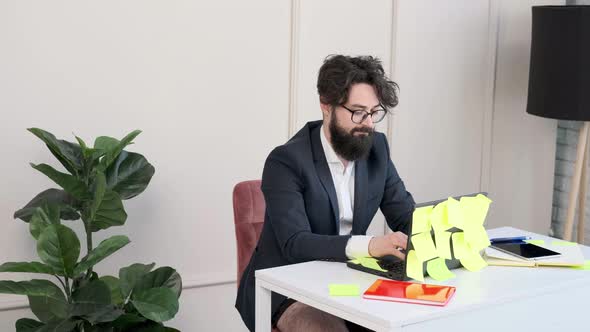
[484,242,585,267]
[346,192,488,281]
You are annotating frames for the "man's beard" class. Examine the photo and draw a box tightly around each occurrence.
[329,115,374,161]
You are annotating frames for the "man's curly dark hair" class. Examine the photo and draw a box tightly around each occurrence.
[317,55,399,110]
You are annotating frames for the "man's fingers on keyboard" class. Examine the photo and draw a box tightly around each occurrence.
[391,248,406,260]
[389,232,407,249]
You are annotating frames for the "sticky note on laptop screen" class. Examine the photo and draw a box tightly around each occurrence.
[431,201,452,232]
[412,205,433,235]
[411,232,437,261]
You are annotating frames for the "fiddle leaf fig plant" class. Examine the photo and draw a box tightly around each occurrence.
[0,128,181,332]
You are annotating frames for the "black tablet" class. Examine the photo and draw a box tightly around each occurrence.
[491,242,561,260]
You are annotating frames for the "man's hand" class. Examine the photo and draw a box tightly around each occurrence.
[368,232,408,260]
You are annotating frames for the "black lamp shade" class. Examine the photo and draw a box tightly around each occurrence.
[526,6,590,121]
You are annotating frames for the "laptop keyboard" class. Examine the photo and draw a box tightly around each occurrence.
[377,259,405,275]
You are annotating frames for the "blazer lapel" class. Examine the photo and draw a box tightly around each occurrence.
[352,158,368,235]
[310,125,340,232]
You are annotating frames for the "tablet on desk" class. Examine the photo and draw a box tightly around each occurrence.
[491,242,561,260]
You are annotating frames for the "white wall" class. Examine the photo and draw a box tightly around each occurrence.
[0,1,290,330]
[487,0,563,234]
[391,0,494,202]
[0,0,559,330]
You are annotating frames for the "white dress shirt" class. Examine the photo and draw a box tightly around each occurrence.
[319,125,373,259]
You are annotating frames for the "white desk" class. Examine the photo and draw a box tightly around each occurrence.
[255,227,590,331]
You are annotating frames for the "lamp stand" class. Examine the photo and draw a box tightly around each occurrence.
[563,121,590,243]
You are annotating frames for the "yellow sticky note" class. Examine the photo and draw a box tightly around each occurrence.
[463,224,490,251]
[412,205,433,235]
[430,201,452,232]
[525,239,545,245]
[329,284,360,296]
[406,250,424,282]
[459,196,478,224]
[475,194,492,219]
[451,232,470,259]
[571,260,590,270]
[460,251,488,272]
[358,257,387,272]
[552,241,578,246]
[476,193,491,201]
[447,197,464,229]
[411,232,438,262]
[426,257,456,281]
[460,195,492,227]
[435,231,453,259]
[476,193,492,205]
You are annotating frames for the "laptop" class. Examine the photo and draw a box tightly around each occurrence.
[346,192,489,281]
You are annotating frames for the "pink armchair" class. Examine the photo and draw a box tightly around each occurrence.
[232,180,265,284]
[233,180,282,331]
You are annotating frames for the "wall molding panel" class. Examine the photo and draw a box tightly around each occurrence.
[0,273,237,312]
[479,0,501,194]
[288,0,302,137]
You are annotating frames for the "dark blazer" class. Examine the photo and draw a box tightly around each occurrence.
[235,120,415,331]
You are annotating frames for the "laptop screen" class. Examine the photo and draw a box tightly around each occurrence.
[402,191,489,274]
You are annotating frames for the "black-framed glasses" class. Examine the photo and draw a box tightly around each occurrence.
[340,104,387,124]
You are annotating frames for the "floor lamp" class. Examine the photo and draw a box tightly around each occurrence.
[526,5,590,243]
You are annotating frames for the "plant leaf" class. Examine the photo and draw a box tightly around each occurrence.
[75,135,95,161]
[15,318,44,332]
[27,128,83,176]
[72,303,123,325]
[0,279,68,323]
[88,170,107,225]
[28,295,69,324]
[111,313,147,330]
[42,203,60,224]
[131,287,179,323]
[119,263,155,300]
[119,130,141,147]
[14,189,79,223]
[72,279,110,305]
[105,151,155,200]
[29,201,64,239]
[0,262,55,274]
[71,271,99,295]
[90,191,127,232]
[71,280,123,324]
[134,267,182,298]
[29,208,53,240]
[75,135,87,150]
[93,136,120,152]
[30,163,89,200]
[99,276,124,305]
[36,319,81,332]
[74,235,130,276]
[37,224,80,277]
[29,218,48,241]
[82,323,115,332]
[95,130,142,170]
[0,279,64,299]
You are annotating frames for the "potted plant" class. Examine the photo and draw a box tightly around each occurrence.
[0,128,181,331]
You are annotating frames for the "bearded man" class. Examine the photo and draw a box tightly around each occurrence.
[236,55,416,332]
